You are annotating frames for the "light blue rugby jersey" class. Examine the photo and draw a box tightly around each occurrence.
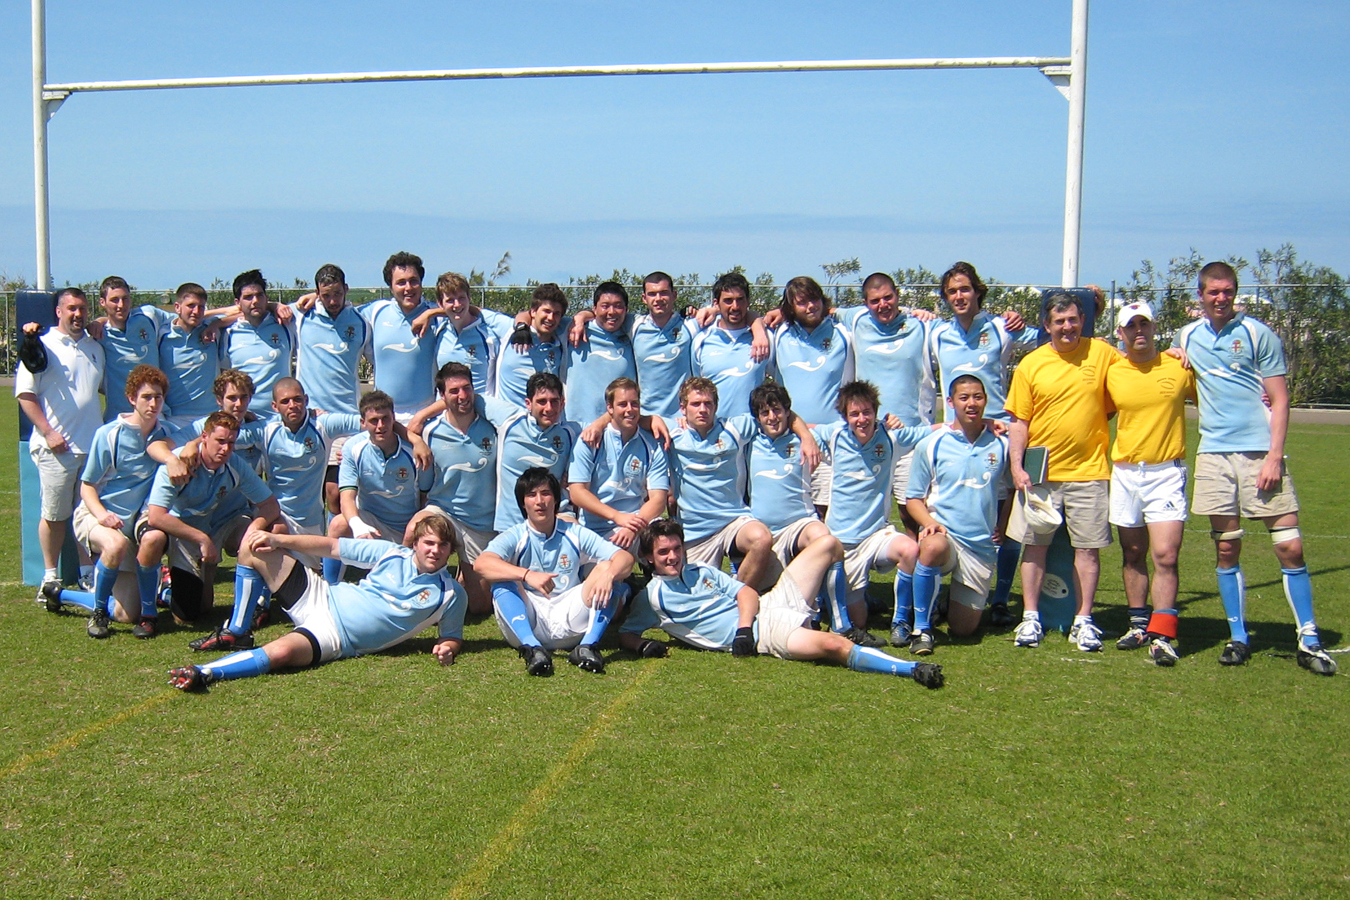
[906,427,1010,561]
[621,563,751,651]
[691,325,771,420]
[165,415,268,475]
[840,307,936,425]
[330,538,467,655]
[490,399,580,532]
[629,312,697,419]
[484,518,618,598]
[668,414,758,542]
[260,413,362,531]
[747,428,816,533]
[292,301,370,415]
[158,321,220,420]
[422,402,499,532]
[1177,313,1285,454]
[219,314,296,420]
[928,312,1038,420]
[771,318,854,426]
[434,308,516,396]
[566,425,670,538]
[80,415,171,527]
[494,329,567,409]
[99,305,175,420]
[338,431,430,530]
[566,321,637,426]
[359,297,438,415]
[146,450,274,534]
[814,420,932,545]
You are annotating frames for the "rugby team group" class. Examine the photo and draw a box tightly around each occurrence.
[16,252,1337,695]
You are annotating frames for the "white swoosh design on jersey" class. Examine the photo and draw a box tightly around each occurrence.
[841,468,871,481]
[384,342,420,354]
[240,350,279,367]
[273,461,316,474]
[683,461,721,473]
[119,345,149,362]
[952,354,990,374]
[590,349,628,361]
[642,348,682,363]
[1204,366,1238,379]
[866,342,907,355]
[711,363,754,379]
[784,356,828,373]
[518,453,556,467]
[366,487,409,499]
[313,341,350,355]
[955,472,992,490]
[753,467,794,481]
[447,458,488,473]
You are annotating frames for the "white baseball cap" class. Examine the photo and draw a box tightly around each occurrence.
[1116,301,1155,330]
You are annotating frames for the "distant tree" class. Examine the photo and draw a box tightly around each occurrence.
[821,257,861,306]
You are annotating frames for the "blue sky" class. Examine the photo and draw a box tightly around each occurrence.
[0,0,1346,290]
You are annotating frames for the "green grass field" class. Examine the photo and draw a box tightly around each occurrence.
[2,402,1346,900]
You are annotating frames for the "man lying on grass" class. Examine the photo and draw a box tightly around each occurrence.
[168,515,466,691]
[618,518,944,688]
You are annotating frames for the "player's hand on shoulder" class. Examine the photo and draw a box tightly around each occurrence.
[999,309,1024,331]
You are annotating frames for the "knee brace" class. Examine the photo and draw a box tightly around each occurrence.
[1270,526,1301,545]
[1209,528,1245,543]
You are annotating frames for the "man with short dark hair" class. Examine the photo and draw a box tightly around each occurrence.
[218,270,295,421]
[495,284,569,408]
[691,272,773,420]
[361,252,437,419]
[160,283,221,428]
[565,282,637,425]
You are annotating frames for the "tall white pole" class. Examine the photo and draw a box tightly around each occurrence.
[32,0,51,290]
[1061,0,1088,288]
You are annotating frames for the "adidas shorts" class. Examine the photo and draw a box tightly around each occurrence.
[1109,460,1189,528]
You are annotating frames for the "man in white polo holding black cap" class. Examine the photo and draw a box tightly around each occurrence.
[1105,301,1195,666]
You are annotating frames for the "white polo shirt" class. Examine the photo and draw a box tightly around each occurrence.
[15,329,105,453]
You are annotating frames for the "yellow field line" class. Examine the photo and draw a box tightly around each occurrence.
[0,691,175,779]
[445,662,660,900]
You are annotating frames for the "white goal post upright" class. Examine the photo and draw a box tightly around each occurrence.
[30,0,1088,291]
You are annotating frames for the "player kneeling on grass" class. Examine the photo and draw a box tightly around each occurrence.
[474,468,635,677]
[619,519,943,688]
[169,515,466,691]
[902,374,1011,656]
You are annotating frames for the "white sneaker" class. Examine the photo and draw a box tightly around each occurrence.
[1070,618,1103,652]
[1149,637,1179,667]
[1013,616,1043,648]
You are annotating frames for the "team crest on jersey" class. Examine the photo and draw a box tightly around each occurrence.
[344,326,356,340]
[552,436,563,451]
[396,467,410,481]
[467,346,478,359]
[986,452,999,468]
[303,438,315,453]
[979,332,990,347]
[480,437,493,452]
[416,589,430,605]
[714,439,726,451]
[137,328,149,341]
[559,552,571,570]
[627,457,643,475]
[269,333,281,345]
[872,445,885,459]
[701,576,717,592]
[1230,339,1244,355]
[216,485,228,501]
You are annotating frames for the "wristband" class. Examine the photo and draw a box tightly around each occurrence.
[349,515,375,539]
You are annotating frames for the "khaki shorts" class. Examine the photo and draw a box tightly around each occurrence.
[327,434,350,467]
[1191,452,1299,519]
[755,576,815,660]
[686,515,758,569]
[809,462,833,507]
[1007,480,1111,548]
[31,446,85,521]
[73,503,146,572]
[890,446,916,503]
[769,516,820,570]
[932,539,995,611]
[421,504,495,564]
[166,513,253,578]
[842,526,904,597]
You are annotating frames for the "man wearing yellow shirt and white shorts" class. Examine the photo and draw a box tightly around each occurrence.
[1105,302,1195,666]
[1007,291,1117,652]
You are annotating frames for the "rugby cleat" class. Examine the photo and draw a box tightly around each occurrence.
[911,662,944,689]
[841,627,885,648]
[168,665,216,692]
[132,616,158,640]
[1149,636,1179,667]
[634,638,667,659]
[40,580,63,614]
[1296,644,1338,676]
[1218,640,1250,667]
[520,645,553,677]
[87,607,111,640]
[889,622,913,648]
[1116,626,1150,651]
[988,602,1017,628]
[1013,617,1043,648]
[188,627,254,652]
[568,643,605,674]
[252,605,272,631]
[909,631,936,656]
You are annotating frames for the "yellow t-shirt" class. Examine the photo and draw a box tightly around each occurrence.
[1007,338,1116,482]
[1106,353,1196,464]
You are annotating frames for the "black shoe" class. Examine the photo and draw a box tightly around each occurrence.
[188,627,254,652]
[909,631,935,656]
[842,627,884,648]
[988,602,1017,628]
[252,605,271,631]
[520,645,553,677]
[168,665,216,692]
[634,638,667,658]
[87,607,111,639]
[41,580,63,614]
[1296,643,1338,676]
[912,662,944,689]
[132,616,158,639]
[888,622,912,647]
[1218,640,1250,666]
[568,643,605,674]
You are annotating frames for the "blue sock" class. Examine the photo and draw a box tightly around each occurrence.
[847,645,917,676]
[228,565,263,636]
[893,569,914,630]
[93,561,118,616]
[58,588,97,613]
[993,539,1021,606]
[912,563,941,632]
[136,564,160,619]
[493,584,542,647]
[1281,566,1320,648]
[1216,565,1247,643]
[581,583,627,644]
[322,557,343,585]
[201,648,272,681]
[823,561,852,632]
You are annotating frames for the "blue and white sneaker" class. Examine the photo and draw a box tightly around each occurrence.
[1069,618,1103,652]
[1013,616,1043,648]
